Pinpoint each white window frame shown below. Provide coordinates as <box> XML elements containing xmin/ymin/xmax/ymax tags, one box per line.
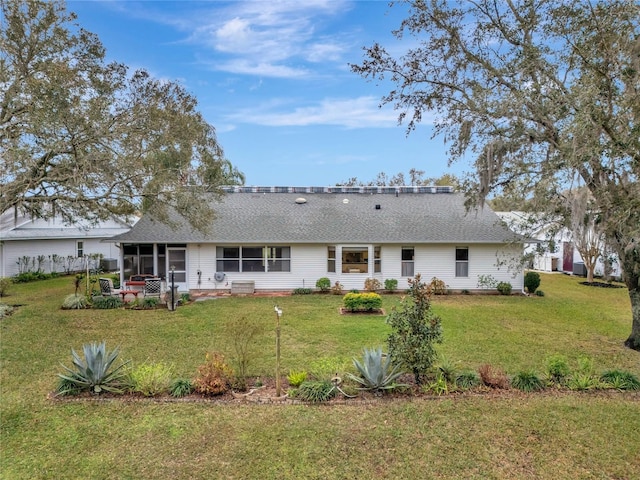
<box><xmin>216</xmin><ymin>246</ymin><xmax>291</xmax><ymax>273</ymax></box>
<box><xmin>455</xmin><ymin>247</ymin><xmax>469</xmax><ymax>277</ymax></box>
<box><xmin>401</xmin><ymin>247</ymin><xmax>414</xmax><ymax>277</ymax></box>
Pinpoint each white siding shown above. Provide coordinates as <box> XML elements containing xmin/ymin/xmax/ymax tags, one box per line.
<box><xmin>182</xmin><ymin>242</ymin><xmax>524</xmax><ymax>293</ymax></box>
<box><xmin>1</xmin><ymin>238</ymin><xmax>121</xmax><ymax>277</ymax></box>
<box><xmin>186</xmin><ymin>244</ymin><xmax>330</xmax><ymax>292</ymax></box>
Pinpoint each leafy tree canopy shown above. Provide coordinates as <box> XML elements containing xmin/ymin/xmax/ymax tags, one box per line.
<box><xmin>0</xmin><ymin>0</ymin><xmax>244</xmax><ymax>232</ymax></box>
<box><xmin>339</xmin><ymin>169</ymin><xmax>460</xmax><ymax>187</ymax></box>
<box><xmin>352</xmin><ymin>0</ymin><xmax>640</xmax><ymax>349</ymax></box>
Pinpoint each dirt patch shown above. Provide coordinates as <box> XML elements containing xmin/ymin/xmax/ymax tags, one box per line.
<box><xmin>339</xmin><ymin>307</ymin><xmax>385</xmax><ymax>316</ymax></box>
<box><xmin>579</xmin><ymin>281</ymin><xmax>624</xmax><ymax>289</ymax></box>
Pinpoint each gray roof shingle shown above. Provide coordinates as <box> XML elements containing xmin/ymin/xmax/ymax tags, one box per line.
<box><xmin>111</xmin><ymin>191</ymin><xmax>522</xmax><ymax>244</ymax></box>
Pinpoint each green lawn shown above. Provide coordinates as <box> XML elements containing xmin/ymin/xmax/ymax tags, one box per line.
<box><xmin>1</xmin><ymin>273</ymin><xmax>639</xmax><ymax>479</ymax></box>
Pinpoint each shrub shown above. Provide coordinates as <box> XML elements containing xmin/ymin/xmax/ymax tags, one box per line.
<box><xmin>92</xmin><ymin>296</ymin><xmax>124</xmax><ymax>309</ymax></box>
<box><xmin>364</xmin><ymin>278</ymin><xmax>382</xmax><ymax>292</ymax></box>
<box><xmin>511</xmin><ymin>370</ymin><xmax>545</xmax><ymax>392</ymax></box>
<box><xmin>535</xmin><ymin>290</ymin><xmax>545</xmax><ymax>297</ymax></box>
<box><xmin>545</xmin><ymin>354</ymin><xmax>570</xmax><ymax>385</ymax></box>
<box><xmin>180</xmin><ymin>293</ymin><xmax>191</xmax><ymax>304</ymax></box>
<box><xmin>599</xmin><ymin>370</ymin><xmax>640</xmax><ymax>391</ymax></box>
<box><xmin>387</xmin><ymin>274</ymin><xmax>443</xmax><ymax>384</ymax></box>
<box><xmin>193</xmin><ymin>352</ymin><xmax>235</xmax><ymax>396</ymax></box>
<box><xmin>12</xmin><ymin>272</ymin><xmax>51</xmax><ymax>283</ymax></box>
<box><xmin>331</xmin><ymin>282</ymin><xmax>343</xmax><ymax>295</ymax></box>
<box><xmin>384</xmin><ymin>278</ymin><xmax>398</xmax><ymax>292</ymax></box>
<box><xmin>0</xmin><ymin>277</ymin><xmax>11</xmax><ymax>297</ymax></box>
<box><xmin>287</xmin><ymin>370</ymin><xmax>308</xmax><ymax>388</ymax></box>
<box><xmin>0</xmin><ymin>303</ymin><xmax>14</xmax><ymax>318</ymax></box>
<box><xmin>62</xmin><ymin>293</ymin><xmax>89</xmax><ymax>310</ymax></box>
<box><xmin>496</xmin><ymin>282</ymin><xmax>512</xmax><ymax>295</ymax></box>
<box><xmin>109</xmin><ymin>274</ymin><xmax>121</xmax><ymax>289</ymax></box>
<box><xmin>140</xmin><ymin>297</ymin><xmax>160</xmax><ymax>309</ymax></box>
<box><xmin>524</xmin><ymin>271</ymin><xmax>541</xmax><ymax>294</ymax></box>
<box><xmin>428</xmin><ymin>277</ymin><xmax>448</xmax><ymax>295</ymax></box>
<box><xmin>347</xmin><ymin>347</ymin><xmax>406</xmax><ymax>391</ymax></box>
<box><xmin>315</xmin><ymin>277</ymin><xmax>331</xmax><ymax>292</ymax></box>
<box><xmin>170</xmin><ymin>378</ymin><xmax>193</xmax><ymax>397</ymax></box>
<box><xmin>129</xmin><ymin>362</ymin><xmax>174</xmax><ymax>396</ymax></box>
<box><xmin>455</xmin><ymin>371</ymin><xmax>481</xmax><ymax>390</ymax></box>
<box><xmin>56</xmin><ymin>341</ymin><xmax>130</xmax><ymax>395</ymax></box>
<box><xmin>296</xmin><ymin>380</ymin><xmax>337</xmax><ymax>403</ymax></box>
<box><xmin>478</xmin><ymin>364</ymin><xmax>510</xmax><ymax>389</ymax></box>
<box><xmin>292</xmin><ymin>288</ymin><xmax>312</xmax><ymax>295</ymax></box>
<box><xmin>342</xmin><ymin>292</ymin><xmax>382</xmax><ymax>312</ymax></box>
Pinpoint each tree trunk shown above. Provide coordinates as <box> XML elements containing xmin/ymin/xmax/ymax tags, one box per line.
<box><xmin>586</xmin><ymin>263</ymin><xmax>595</xmax><ymax>283</ymax></box>
<box><xmin>624</xmin><ymin>288</ymin><xmax>640</xmax><ymax>351</ymax></box>
<box><xmin>614</xmin><ymin>239</ymin><xmax>640</xmax><ymax>352</ymax></box>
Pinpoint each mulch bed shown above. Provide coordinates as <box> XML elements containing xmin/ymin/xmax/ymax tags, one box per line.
<box><xmin>48</xmin><ymin>372</ymin><xmax>640</xmax><ymax>406</ymax></box>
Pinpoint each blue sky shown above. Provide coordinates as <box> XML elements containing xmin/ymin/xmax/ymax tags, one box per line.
<box><xmin>68</xmin><ymin>0</ymin><xmax>470</xmax><ymax>186</ymax></box>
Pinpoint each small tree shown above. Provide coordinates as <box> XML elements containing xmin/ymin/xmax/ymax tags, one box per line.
<box><xmin>386</xmin><ymin>274</ymin><xmax>443</xmax><ymax>384</ymax></box>
<box><xmin>224</xmin><ymin>316</ymin><xmax>264</xmax><ymax>391</ymax></box>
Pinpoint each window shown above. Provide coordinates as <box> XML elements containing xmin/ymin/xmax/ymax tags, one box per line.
<box><xmin>76</xmin><ymin>241</ymin><xmax>84</xmax><ymax>258</ymax></box>
<box><xmin>374</xmin><ymin>246</ymin><xmax>381</xmax><ymax>273</ymax></box>
<box><xmin>342</xmin><ymin>247</ymin><xmax>368</xmax><ymax>273</ymax></box>
<box><xmin>242</xmin><ymin>247</ymin><xmax>264</xmax><ymax>272</ymax></box>
<box><xmin>401</xmin><ymin>247</ymin><xmax>414</xmax><ymax>277</ymax></box>
<box><xmin>456</xmin><ymin>247</ymin><xmax>469</xmax><ymax>277</ymax></box>
<box><xmin>266</xmin><ymin>246</ymin><xmax>290</xmax><ymax>272</ymax></box>
<box><xmin>216</xmin><ymin>247</ymin><xmax>240</xmax><ymax>272</ymax></box>
<box><xmin>327</xmin><ymin>246</ymin><xmax>336</xmax><ymax>273</ymax></box>
<box><xmin>216</xmin><ymin>246</ymin><xmax>290</xmax><ymax>273</ymax></box>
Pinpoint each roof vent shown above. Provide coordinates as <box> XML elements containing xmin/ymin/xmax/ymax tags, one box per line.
<box><xmin>343</xmin><ymin>198</ymin><xmax>349</xmax><ymax>204</ymax></box>
<box><xmin>375</xmin><ymin>204</ymin><xmax>381</xmax><ymax>210</ymax></box>
<box><xmin>295</xmin><ymin>197</ymin><xmax>307</xmax><ymax>204</ymax></box>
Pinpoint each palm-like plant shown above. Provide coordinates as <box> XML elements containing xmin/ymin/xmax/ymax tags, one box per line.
<box><xmin>57</xmin><ymin>341</ymin><xmax>130</xmax><ymax>395</ymax></box>
<box><xmin>347</xmin><ymin>347</ymin><xmax>406</xmax><ymax>391</ymax></box>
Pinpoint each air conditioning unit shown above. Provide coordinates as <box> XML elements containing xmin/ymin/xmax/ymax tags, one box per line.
<box><xmin>100</xmin><ymin>258</ymin><xmax>118</xmax><ymax>271</ymax></box>
<box><xmin>573</xmin><ymin>262</ymin><xmax>587</xmax><ymax>277</ymax></box>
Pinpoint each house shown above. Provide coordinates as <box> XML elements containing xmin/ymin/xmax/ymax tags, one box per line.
<box><xmin>108</xmin><ymin>186</ymin><xmax>525</xmax><ymax>294</ymax></box>
<box><xmin>496</xmin><ymin>211</ymin><xmax>622</xmax><ymax>279</ymax></box>
<box><xmin>0</xmin><ymin>208</ymin><xmax>134</xmax><ymax>278</ymax></box>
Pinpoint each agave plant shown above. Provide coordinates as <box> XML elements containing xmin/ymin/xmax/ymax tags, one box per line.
<box><xmin>347</xmin><ymin>347</ymin><xmax>406</xmax><ymax>391</ymax></box>
<box><xmin>57</xmin><ymin>341</ymin><xmax>130</xmax><ymax>395</ymax></box>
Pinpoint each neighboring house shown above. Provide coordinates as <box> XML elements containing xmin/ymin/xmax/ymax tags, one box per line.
<box><xmin>109</xmin><ymin>186</ymin><xmax>526</xmax><ymax>294</ymax></box>
<box><xmin>0</xmin><ymin>208</ymin><xmax>134</xmax><ymax>278</ymax></box>
<box><xmin>496</xmin><ymin>211</ymin><xmax>621</xmax><ymax>278</ymax></box>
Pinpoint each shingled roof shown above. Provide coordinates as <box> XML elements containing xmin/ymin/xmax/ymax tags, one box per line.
<box><xmin>111</xmin><ymin>188</ymin><xmax>522</xmax><ymax>244</ymax></box>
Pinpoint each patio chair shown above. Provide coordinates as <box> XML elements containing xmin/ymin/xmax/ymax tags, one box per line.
<box><xmin>99</xmin><ymin>278</ymin><xmax>121</xmax><ymax>297</ymax></box>
<box><xmin>143</xmin><ymin>278</ymin><xmax>162</xmax><ymax>300</ymax></box>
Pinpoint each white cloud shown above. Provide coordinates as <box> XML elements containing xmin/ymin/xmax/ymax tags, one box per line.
<box><xmin>210</xmin><ymin>59</ymin><xmax>310</xmax><ymax>78</ymax></box>
<box><xmin>182</xmin><ymin>1</ymin><xmax>353</xmax><ymax>78</ymax></box>
<box><xmin>224</xmin><ymin>96</ymin><xmax>402</xmax><ymax>128</ymax></box>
